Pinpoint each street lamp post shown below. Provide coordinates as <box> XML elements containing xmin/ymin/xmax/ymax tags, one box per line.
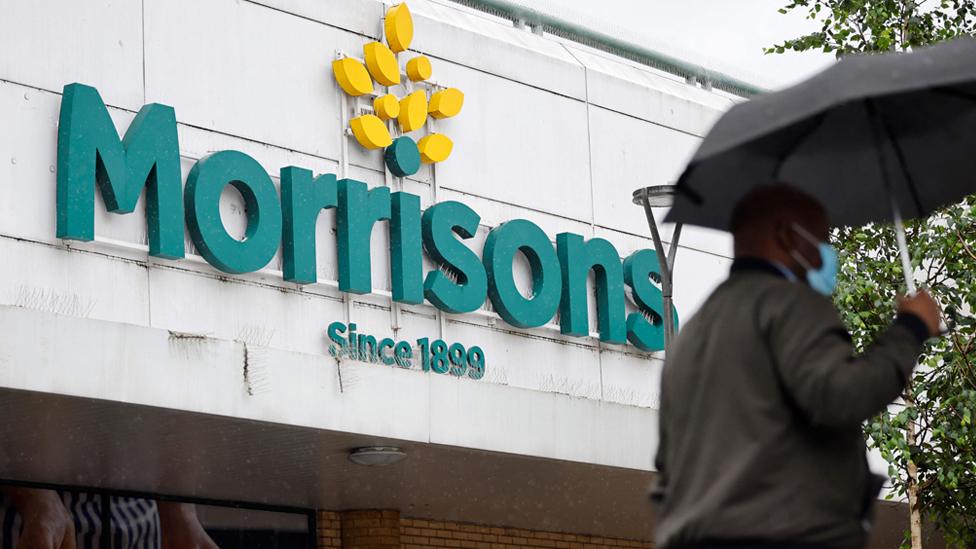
<box><xmin>631</xmin><ymin>185</ymin><xmax>682</xmax><ymax>353</ymax></box>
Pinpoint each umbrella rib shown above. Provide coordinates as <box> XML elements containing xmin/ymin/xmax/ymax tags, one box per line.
<box><xmin>880</xmin><ymin>117</ymin><xmax>925</xmax><ymax>219</ymax></box>
<box><xmin>867</xmin><ymin>99</ymin><xmax>925</xmax><ymax>218</ymax></box>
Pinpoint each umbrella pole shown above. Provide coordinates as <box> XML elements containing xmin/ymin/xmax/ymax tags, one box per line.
<box><xmin>890</xmin><ymin>194</ymin><xmax>917</xmax><ymax>295</ymax></box>
<box><xmin>868</xmin><ymin>99</ymin><xmax>917</xmax><ymax>295</ymax></box>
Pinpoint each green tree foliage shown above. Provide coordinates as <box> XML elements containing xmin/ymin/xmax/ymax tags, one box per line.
<box><xmin>768</xmin><ymin>2</ymin><xmax>976</xmax><ymax>546</ymax></box>
<box><xmin>834</xmin><ymin>205</ymin><xmax>976</xmax><ymax>547</ymax></box>
<box><xmin>766</xmin><ymin>1</ymin><xmax>976</xmax><ymax>56</ymax></box>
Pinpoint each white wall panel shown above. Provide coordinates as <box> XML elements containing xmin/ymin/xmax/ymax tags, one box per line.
<box><xmin>250</xmin><ymin>0</ymin><xmax>386</xmax><ymax>40</ymax></box>
<box><xmin>409</xmin><ymin>0</ymin><xmax>586</xmax><ymax>101</ymax></box>
<box><xmin>0</xmin><ymin>238</ymin><xmax>149</xmax><ymax>327</ymax></box>
<box><xmin>147</xmin><ymin>265</ymin><xmax>345</xmax><ymax>357</ymax></box>
<box><xmin>586</xmin><ymin>108</ymin><xmax>734</xmax><ymax>262</ymax></box>
<box><xmin>428</xmin><ymin>375</ymin><xmax>657</xmax><ymax>470</ymax></box>
<box><xmin>436</xmin><ymin>188</ymin><xmax>591</xmax><ymax>240</ymax></box>
<box><xmin>0</xmin><ymin>304</ymin><xmax>663</xmax><ymax>468</ymax></box>
<box><xmin>588</xmin><ymin>106</ymin><xmax>700</xmax><ymax>238</ymax></box>
<box><xmin>667</xmin><ymin>223</ymin><xmax>735</xmax><ymax>265</ymax></box>
<box><xmin>144</xmin><ymin>0</ymin><xmax>358</xmax><ymax>160</ymax></box>
<box><xmin>600</xmin><ymin>349</ymin><xmax>663</xmax><ymax>408</ymax></box>
<box><xmin>247</xmin><ymin>0</ymin><xmax>589</xmax><ymax>102</ymax></box>
<box><xmin>0</xmin><ymin>0</ymin><xmax>144</xmax><ymax>110</ymax></box>
<box><xmin>177</xmin><ymin>122</ymin><xmax>341</xmax><ymax>178</ymax></box>
<box><xmin>384</xmin><ymin>306</ymin><xmax>440</xmax><ymax>357</ymax></box>
<box><xmin>0</xmin><ymin>304</ymin><xmax>433</xmax><ymax>443</ymax></box>
<box><xmin>667</xmin><ymin>249</ymin><xmax>732</xmax><ymax>324</ymax></box>
<box><xmin>445</xmin><ymin>319</ymin><xmax>602</xmax><ymax>400</ymax></box>
<box><xmin>324</xmin><ymin>303</ymin><xmax>434</xmax><ymax>441</ymax></box>
<box><xmin>569</xmin><ymin>46</ymin><xmax>732</xmax><ymax>137</ymax></box>
<box><xmin>432</xmin><ymin>59</ymin><xmax>593</xmax><ymax>222</ymax></box>
<box><xmin>0</xmin><ymin>82</ymin><xmax>71</xmax><ymax>244</ymax></box>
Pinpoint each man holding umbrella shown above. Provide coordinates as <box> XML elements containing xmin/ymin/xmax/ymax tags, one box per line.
<box><xmin>651</xmin><ymin>184</ymin><xmax>940</xmax><ymax>549</ymax></box>
<box><xmin>651</xmin><ymin>37</ymin><xmax>976</xmax><ymax>549</ymax></box>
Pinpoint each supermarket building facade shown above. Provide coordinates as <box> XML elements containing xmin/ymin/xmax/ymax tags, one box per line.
<box><xmin>0</xmin><ymin>0</ymin><xmax>915</xmax><ymax>547</ymax></box>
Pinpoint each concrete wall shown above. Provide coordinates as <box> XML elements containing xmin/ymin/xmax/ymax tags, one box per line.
<box><xmin>0</xmin><ymin>0</ymin><xmax>736</xmax><ymax>472</ymax></box>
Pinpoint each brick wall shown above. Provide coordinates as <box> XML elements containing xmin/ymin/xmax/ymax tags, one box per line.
<box><xmin>400</xmin><ymin>518</ymin><xmax>651</xmax><ymax>549</ymax></box>
<box><xmin>317</xmin><ymin>511</ymin><xmax>651</xmax><ymax>549</ymax></box>
<box><xmin>318</xmin><ymin>511</ymin><xmax>342</xmax><ymax>549</ymax></box>
<box><xmin>337</xmin><ymin>510</ymin><xmax>403</xmax><ymax>549</ymax></box>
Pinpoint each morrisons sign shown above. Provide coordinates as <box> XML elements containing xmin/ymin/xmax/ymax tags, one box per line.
<box><xmin>55</xmin><ymin>83</ymin><xmax>677</xmax><ymax>351</ymax></box>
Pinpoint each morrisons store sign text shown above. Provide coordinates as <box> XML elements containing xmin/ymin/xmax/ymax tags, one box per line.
<box><xmin>54</xmin><ymin>83</ymin><xmax>677</xmax><ymax>353</ymax></box>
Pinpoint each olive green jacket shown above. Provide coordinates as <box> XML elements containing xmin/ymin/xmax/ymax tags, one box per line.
<box><xmin>652</xmin><ymin>259</ymin><xmax>928</xmax><ymax>549</ymax></box>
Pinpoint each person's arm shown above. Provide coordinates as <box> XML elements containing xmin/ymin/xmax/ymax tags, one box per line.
<box><xmin>2</xmin><ymin>487</ymin><xmax>75</xmax><ymax>549</ymax></box>
<box><xmin>158</xmin><ymin>501</ymin><xmax>218</xmax><ymax>549</ymax></box>
<box><xmin>765</xmin><ymin>289</ymin><xmax>939</xmax><ymax>429</ymax></box>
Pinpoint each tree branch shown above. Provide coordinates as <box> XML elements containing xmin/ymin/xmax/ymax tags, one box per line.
<box><xmin>957</xmin><ymin>229</ymin><xmax>976</xmax><ymax>262</ymax></box>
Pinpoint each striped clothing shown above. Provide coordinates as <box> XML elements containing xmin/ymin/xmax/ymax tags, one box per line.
<box><xmin>1</xmin><ymin>492</ymin><xmax>160</xmax><ymax>549</ymax></box>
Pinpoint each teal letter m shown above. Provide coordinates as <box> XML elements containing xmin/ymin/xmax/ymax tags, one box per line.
<box><xmin>56</xmin><ymin>83</ymin><xmax>184</xmax><ymax>258</ymax></box>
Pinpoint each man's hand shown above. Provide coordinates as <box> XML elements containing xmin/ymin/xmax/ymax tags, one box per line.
<box><xmin>5</xmin><ymin>488</ymin><xmax>75</xmax><ymax>549</ymax></box>
<box><xmin>897</xmin><ymin>289</ymin><xmax>942</xmax><ymax>337</ymax></box>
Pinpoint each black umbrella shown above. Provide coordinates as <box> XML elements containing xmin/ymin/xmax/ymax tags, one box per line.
<box><xmin>666</xmin><ymin>36</ymin><xmax>976</xmax><ymax>292</ymax></box>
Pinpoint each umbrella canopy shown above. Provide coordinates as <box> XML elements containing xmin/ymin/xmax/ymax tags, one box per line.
<box><xmin>666</xmin><ymin>37</ymin><xmax>976</xmax><ymax>232</ymax></box>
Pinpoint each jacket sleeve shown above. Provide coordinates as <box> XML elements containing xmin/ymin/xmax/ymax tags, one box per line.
<box><xmin>649</xmin><ymin>371</ymin><xmax>669</xmax><ymax>505</ymax></box>
<box><xmin>764</xmin><ymin>288</ymin><xmax>927</xmax><ymax>429</ymax></box>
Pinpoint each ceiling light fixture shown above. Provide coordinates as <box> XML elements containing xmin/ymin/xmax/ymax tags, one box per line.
<box><xmin>348</xmin><ymin>446</ymin><xmax>407</xmax><ymax>466</ymax></box>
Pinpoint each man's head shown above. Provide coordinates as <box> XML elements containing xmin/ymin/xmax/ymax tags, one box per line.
<box><xmin>730</xmin><ymin>184</ymin><xmax>829</xmax><ymax>279</ymax></box>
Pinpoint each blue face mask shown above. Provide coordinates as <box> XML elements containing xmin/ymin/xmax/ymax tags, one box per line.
<box><xmin>790</xmin><ymin>224</ymin><xmax>838</xmax><ymax>296</ymax></box>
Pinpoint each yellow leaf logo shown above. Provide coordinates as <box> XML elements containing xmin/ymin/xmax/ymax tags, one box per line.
<box><xmin>331</xmin><ymin>2</ymin><xmax>463</xmax><ymax>177</ymax></box>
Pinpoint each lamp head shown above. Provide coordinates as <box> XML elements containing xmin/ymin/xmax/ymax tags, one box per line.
<box><xmin>631</xmin><ymin>185</ymin><xmax>676</xmax><ymax>208</ymax></box>
<box><xmin>347</xmin><ymin>446</ymin><xmax>407</xmax><ymax>466</ymax></box>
